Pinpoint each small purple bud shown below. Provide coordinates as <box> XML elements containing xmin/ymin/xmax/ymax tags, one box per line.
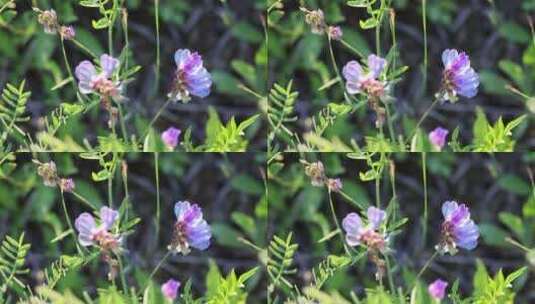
<box><xmin>327</xmin><ymin>178</ymin><xmax>342</xmax><ymax>192</ymax></box>
<box><xmin>161</xmin><ymin>127</ymin><xmax>181</xmax><ymax>150</ymax></box>
<box><xmin>428</xmin><ymin>279</ymin><xmax>448</xmax><ymax>301</ymax></box>
<box><xmin>428</xmin><ymin>127</ymin><xmax>449</xmax><ymax>151</ymax></box>
<box><xmin>161</xmin><ymin>279</ymin><xmax>180</xmax><ymax>301</ymax></box>
<box><xmin>60</xmin><ymin>26</ymin><xmax>75</xmax><ymax>40</ymax></box>
<box><xmin>59</xmin><ymin>178</ymin><xmax>75</xmax><ymax>193</ymax></box>
<box><xmin>328</xmin><ymin>26</ymin><xmax>343</xmax><ymax>40</ymax></box>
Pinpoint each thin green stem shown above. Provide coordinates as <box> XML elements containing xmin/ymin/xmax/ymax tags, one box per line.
<box><xmin>108</xmin><ymin>171</ymin><xmax>113</xmax><ymax>207</ymax></box>
<box><xmin>327</xmin><ymin>37</ymin><xmax>351</xmax><ymax>103</ymax></box>
<box><xmin>328</xmin><ymin>191</ymin><xmax>351</xmax><ymax>255</ymax></box>
<box><xmin>144</xmin><ymin>99</ymin><xmax>173</xmax><ymax>138</ymax></box>
<box><xmin>384</xmin><ymin>254</ymin><xmax>395</xmax><ymax>294</ymax></box>
<box><xmin>339</xmin><ymin>38</ymin><xmax>364</xmax><ymax>58</ymax></box>
<box><xmin>154</xmin><ymin>153</ymin><xmax>161</xmax><ymax>239</ymax></box>
<box><xmin>409</xmin><ymin>97</ymin><xmax>440</xmax><ymax>143</ymax></box>
<box><xmin>154</xmin><ymin>0</ymin><xmax>161</xmax><ymax>91</ymax></box>
<box><xmin>375</xmin><ymin>175</ymin><xmax>381</xmax><ymax>208</ymax></box>
<box><xmin>71</xmin><ymin>38</ymin><xmax>97</xmax><ymax>59</ymax></box>
<box><xmin>144</xmin><ymin>251</ymin><xmax>171</xmax><ymax>290</ymax></box>
<box><xmin>422</xmin><ymin>0</ymin><xmax>428</xmax><ymax>87</ymax></box>
<box><xmin>59</xmin><ymin>38</ymin><xmax>80</xmax><ymax>101</ymax></box>
<box><xmin>115</xmin><ymin>101</ymin><xmax>128</xmax><ymax>142</ymax></box>
<box><xmin>60</xmin><ymin>191</ymin><xmax>82</xmax><ymax>255</ymax></box>
<box><xmin>117</xmin><ymin>254</ymin><xmax>128</xmax><ymax>293</ymax></box>
<box><xmin>383</xmin><ymin>101</ymin><xmax>396</xmax><ymax>143</ymax></box>
<box><xmin>71</xmin><ymin>191</ymin><xmax>97</xmax><ymax>210</ymax></box>
<box><xmin>422</xmin><ymin>152</ymin><xmax>428</xmax><ymax>247</ymax></box>
<box><xmin>414</xmin><ymin>251</ymin><xmax>438</xmax><ymax>284</ymax></box>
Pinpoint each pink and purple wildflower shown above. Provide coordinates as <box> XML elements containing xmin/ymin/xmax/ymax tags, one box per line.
<box><xmin>161</xmin><ymin>279</ymin><xmax>181</xmax><ymax>301</ymax></box>
<box><xmin>436</xmin><ymin>201</ymin><xmax>479</xmax><ymax>255</ymax></box>
<box><xmin>428</xmin><ymin>127</ymin><xmax>449</xmax><ymax>151</ymax></box>
<box><xmin>161</xmin><ymin>127</ymin><xmax>181</xmax><ymax>150</ymax></box>
<box><xmin>59</xmin><ymin>25</ymin><xmax>75</xmax><ymax>40</ymax></box>
<box><xmin>328</xmin><ymin>26</ymin><xmax>343</xmax><ymax>40</ymax></box>
<box><xmin>343</xmin><ymin>54</ymin><xmax>388</xmax><ymax>127</ymax></box>
<box><xmin>428</xmin><ymin>279</ymin><xmax>448</xmax><ymax>301</ymax></box>
<box><xmin>74</xmin><ymin>207</ymin><xmax>121</xmax><ymax>250</ymax></box>
<box><xmin>327</xmin><ymin>178</ymin><xmax>343</xmax><ymax>192</ymax></box>
<box><xmin>342</xmin><ymin>207</ymin><xmax>388</xmax><ymax>280</ymax></box>
<box><xmin>75</xmin><ymin>207</ymin><xmax>122</xmax><ymax>280</ymax></box>
<box><xmin>168</xmin><ymin>201</ymin><xmax>212</xmax><ymax>255</ymax></box>
<box><xmin>438</xmin><ymin>49</ymin><xmax>479</xmax><ymax>102</ymax></box>
<box><xmin>75</xmin><ymin>54</ymin><xmax>122</xmax><ymax>103</ymax></box>
<box><xmin>168</xmin><ymin>49</ymin><xmax>212</xmax><ymax>103</ymax></box>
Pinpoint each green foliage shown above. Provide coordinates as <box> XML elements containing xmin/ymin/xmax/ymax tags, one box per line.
<box><xmin>267</xmin><ymin>233</ymin><xmax>298</xmax><ymax>294</ymax></box>
<box><xmin>471</xmin><ymin>260</ymin><xmax>526</xmax><ymax>304</ymax></box>
<box><xmin>205</xmin><ymin>260</ymin><xmax>259</xmax><ymax>304</ymax></box>
<box><xmin>471</xmin><ymin>107</ymin><xmax>526</xmax><ymax>152</ymax></box>
<box><xmin>202</xmin><ymin>107</ymin><xmax>259</xmax><ymax>152</ymax></box>
<box><xmin>268</xmin><ymin>81</ymin><xmax>298</xmax><ymax>148</ymax></box>
<box><xmin>0</xmin><ymin>81</ymin><xmax>31</xmax><ymax>149</ymax></box>
<box><xmin>0</xmin><ymin>233</ymin><xmax>31</xmax><ymax>301</ymax></box>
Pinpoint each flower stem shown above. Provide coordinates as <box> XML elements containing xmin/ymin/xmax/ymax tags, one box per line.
<box><xmin>410</xmin><ymin>97</ymin><xmax>440</xmax><ymax>143</ymax></box>
<box><xmin>154</xmin><ymin>0</ymin><xmax>161</xmax><ymax>92</ymax></box>
<box><xmin>328</xmin><ymin>190</ymin><xmax>351</xmax><ymax>255</ymax></box>
<box><xmin>144</xmin><ymin>98</ymin><xmax>173</xmax><ymax>138</ymax></box>
<box><xmin>422</xmin><ymin>152</ymin><xmax>428</xmax><ymax>247</ymax></box>
<box><xmin>71</xmin><ymin>38</ymin><xmax>97</xmax><ymax>59</ymax></box>
<box><xmin>414</xmin><ymin>251</ymin><xmax>438</xmax><ymax>284</ymax></box>
<box><xmin>145</xmin><ymin>251</ymin><xmax>171</xmax><ymax>290</ymax></box>
<box><xmin>60</xmin><ymin>191</ymin><xmax>82</xmax><ymax>255</ymax></box>
<box><xmin>154</xmin><ymin>153</ymin><xmax>161</xmax><ymax>241</ymax></box>
<box><xmin>71</xmin><ymin>191</ymin><xmax>97</xmax><ymax>210</ymax></box>
<box><xmin>59</xmin><ymin>38</ymin><xmax>81</xmax><ymax>102</ymax></box>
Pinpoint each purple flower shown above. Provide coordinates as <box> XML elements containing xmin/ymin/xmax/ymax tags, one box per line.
<box><xmin>428</xmin><ymin>279</ymin><xmax>448</xmax><ymax>301</ymax></box>
<box><xmin>342</xmin><ymin>207</ymin><xmax>386</xmax><ymax>248</ymax></box>
<box><xmin>328</xmin><ymin>26</ymin><xmax>343</xmax><ymax>40</ymax></box>
<box><xmin>428</xmin><ymin>127</ymin><xmax>449</xmax><ymax>151</ymax></box>
<box><xmin>60</xmin><ymin>26</ymin><xmax>75</xmax><ymax>40</ymax></box>
<box><xmin>161</xmin><ymin>127</ymin><xmax>181</xmax><ymax>150</ymax></box>
<box><xmin>59</xmin><ymin>178</ymin><xmax>75</xmax><ymax>193</ymax></box>
<box><xmin>342</xmin><ymin>207</ymin><xmax>388</xmax><ymax>280</ymax></box>
<box><xmin>436</xmin><ymin>201</ymin><xmax>479</xmax><ymax>255</ymax></box>
<box><xmin>168</xmin><ymin>49</ymin><xmax>212</xmax><ymax>103</ymax></box>
<box><xmin>327</xmin><ymin>178</ymin><xmax>342</xmax><ymax>192</ymax></box>
<box><xmin>74</xmin><ymin>207</ymin><xmax>121</xmax><ymax>251</ymax></box>
<box><xmin>161</xmin><ymin>279</ymin><xmax>180</xmax><ymax>301</ymax></box>
<box><xmin>343</xmin><ymin>54</ymin><xmax>387</xmax><ymax>97</ymax></box>
<box><xmin>75</xmin><ymin>54</ymin><xmax>121</xmax><ymax>100</ymax></box>
<box><xmin>168</xmin><ymin>201</ymin><xmax>212</xmax><ymax>255</ymax></box>
<box><xmin>439</xmin><ymin>49</ymin><xmax>479</xmax><ymax>102</ymax></box>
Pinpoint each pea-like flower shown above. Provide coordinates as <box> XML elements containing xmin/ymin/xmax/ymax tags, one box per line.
<box><xmin>343</xmin><ymin>54</ymin><xmax>387</xmax><ymax>97</ymax></box>
<box><xmin>59</xmin><ymin>178</ymin><xmax>75</xmax><ymax>193</ymax></box>
<box><xmin>75</xmin><ymin>207</ymin><xmax>121</xmax><ymax>251</ymax></box>
<box><xmin>75</xmin><ymin>207</ymin><xmax>122</xmax><ymax>280</ymax></box>
<box><xmin>436</xmin><ymin>201</ymin><xmax>479</xmax><ymax>255</ymax></box>
<box><xmin>161</xmin><ymin>279</ymin><xmax>180</xmax><ymax>301</ymax></box>
<box><xmin>75</xmin><ymin>54</ymin><xmax>122</xmax><ymax>102</ymax></box>
<box><xmin>59</xmin><ymin>25</ymin><xmax>75</xmax><ymax>40</ymax></box>
<box><xmin>343</xmin><ymin>55</ymin><xmax>388</xmax><ymax>127</ymax></box>
<box><xmin>168</xmin><ymin>201</ymin><xmax>212</xmax><ymax>255</ymax></box>
<box><xmin>342</xmin><ymin>207</ymin><xmax>388</xmax><ymax>280</ymax></box>
<box><xmin>438</xmin><ymin>49</ymin><xmax>479</xmax><ymax>103</ymax></box>
<box><xmin>428</xmin><ymin>279</ymin><xmax>448</xmax><ymax>301</ymax></box>
<box><xmin>168</xmin><ymin>49</ymin><xmax>212</xmax><ymax>103</ymax></box>
<box><xmin>161</xmin><ymin>127</ymin><xmax>181</xmax><ymax>150</ymax></box>
<box><xmin>428</xmin><ymin>127</ymin><xmax>449</xmax><ymax>151</ymax></box>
